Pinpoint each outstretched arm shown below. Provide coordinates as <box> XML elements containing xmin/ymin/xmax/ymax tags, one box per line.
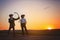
<box><xmin>14</xmin><ymin>12</ymin><xmax>20</xmax><ymax>20</ymax></box>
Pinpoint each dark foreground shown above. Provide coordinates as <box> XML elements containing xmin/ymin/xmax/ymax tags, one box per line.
<box><xmin>0</xmin><ymin>29</ymin><xmax>60</xmax><ymax>40</ymax></box>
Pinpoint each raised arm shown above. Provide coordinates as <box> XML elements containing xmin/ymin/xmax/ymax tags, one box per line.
<box><xmin>14</xmin><ymin>12</ymin><xmax>20</xmax><ymax>20</ymax></box>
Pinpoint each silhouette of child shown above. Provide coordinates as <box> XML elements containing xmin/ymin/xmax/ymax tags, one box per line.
<box><xmin>20</xmin><ymin>14</ymin><xmax>28</xmax><ymax>35</ymax></box>
<box><xmin>8</xmin><ymin>14</ymin><xmax>20</xmax><ymax>36</ymax></box>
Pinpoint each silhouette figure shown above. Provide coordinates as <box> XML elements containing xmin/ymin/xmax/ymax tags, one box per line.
<box><xmin>20</xmin><ymin>14</ymin><xmax>28</xmax><ymax>35</ymax></box>
<box><xmin>8</xmin><ymin>13</ymin><xmax>20</xmax><ymax>36</ymax></box>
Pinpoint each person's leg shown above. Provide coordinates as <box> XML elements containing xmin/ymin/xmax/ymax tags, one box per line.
<box><xmin>22</xmin><ymin>27</ymin><xmax>25</xmax><ymax>35</ymax></box>
<box><xmin>24</xmin><ymin>26</ymin><xmax>27</xmax><ymax>32</ymax></box>
<box><xmin>21</xmin><ymin>24</ymin><xmax>24</xmax><ymax>35</ymax></box>
<box><xmin>13</xmin><ymin>26</ymin><xmax>15</xmax><ymax>36</ymax></box>
<box><xmin>8</xmin><ymin>27</ymin><xmax>11</xmax><ymax>35</ymax></box>
<box><xmin>24</xmin><ymin>24</ymin><xmax>28</xmax><ymax>34</ymax></box>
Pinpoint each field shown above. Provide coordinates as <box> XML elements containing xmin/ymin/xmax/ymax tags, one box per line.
<box><xmin>0</xmin><ymin>29</ymin><xmax>60</xmax><ymax>40</ymax></box>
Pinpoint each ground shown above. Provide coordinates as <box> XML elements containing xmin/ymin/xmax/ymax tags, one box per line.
<box><xmin>0</xmin><ymin>29</ymin><xmax>60</xmax><ymax>40</ymax></box>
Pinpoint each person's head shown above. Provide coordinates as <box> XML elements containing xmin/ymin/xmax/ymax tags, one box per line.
<box><xmin>21</xmin><ymin>14</ymin><xmax>25</xmax><ymax>18</ymax></box>
<box><xmin>9</xmin><ymin>14</ymin><xmax>13</xmax><ymax>18</ymax></box>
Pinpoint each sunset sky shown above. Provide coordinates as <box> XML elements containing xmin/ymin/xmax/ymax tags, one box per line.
<box><xmin>0</xmin><ymin>0</ymin><xmax>60</xmax><ymax>30</ymax></box>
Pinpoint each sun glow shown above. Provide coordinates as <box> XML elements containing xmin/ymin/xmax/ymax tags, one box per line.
<box><xmin>48</xmin><ymin>27</ymin><xmax>52</xmax><ymax>30</ymax></box>
<box><xmin>47</xmin><ymin>25</ymin><xmax>53</xmax><ymax>30</ymax></box>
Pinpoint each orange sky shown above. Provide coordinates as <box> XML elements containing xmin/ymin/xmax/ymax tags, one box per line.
<box><xmin>0</xmin><ymin>0</ymin><xmax>60</xmax><ymax>30</ymax></box>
